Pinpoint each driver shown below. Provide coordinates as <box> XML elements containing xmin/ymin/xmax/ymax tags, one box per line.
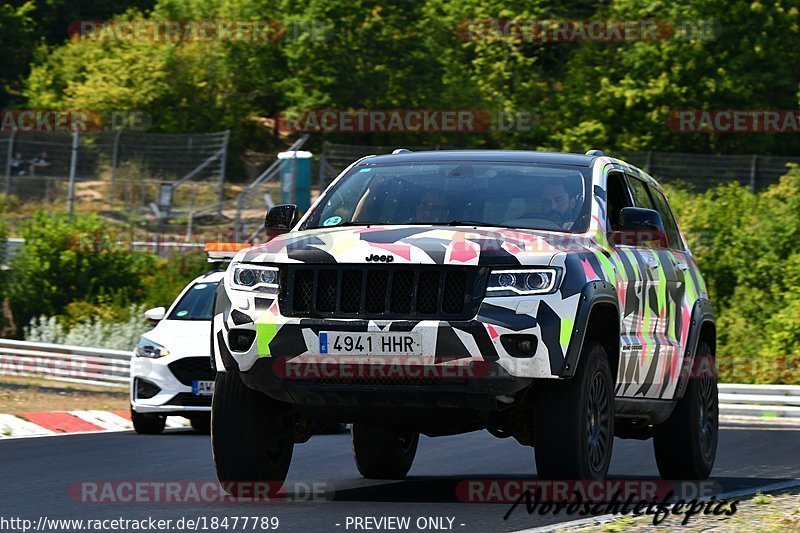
<box><xmin>542</xmin><ymin>182</ymin><xmax>579</xmax><ymax>229</ymax></box>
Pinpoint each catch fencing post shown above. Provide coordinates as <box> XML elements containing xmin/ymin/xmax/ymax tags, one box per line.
<box><xmin>749</xmin><ymin>155</ymin><xmax>758</xmax><ymax>193</ymax></box>
<box><xmin>216</xmin><ymin>130</ymin><xmax>230</xmax><ymax>217</ymax></box>
<box><xmin>644</xmin><ymin>150</ymin><xmax>653</xmax><ymax>174</ymax></box>
<box><xmin>4</xmin><ymin>131</ymin><xmax>15</xmax><ymax>196</ymax></box>
<box><xmin>109</xmin><ymin>129</ymin><xmax>122</xmax><ymax>205</ymax></box>
<box><xmin>67</xmin><ymin>128</ymin><xmax>79</xmax><ymax>222</ymax></box>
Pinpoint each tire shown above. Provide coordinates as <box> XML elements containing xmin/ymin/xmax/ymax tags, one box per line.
<box><xmin>534</xmin><ymin>341</ymin><xmax>615</xmax><ymax>480</ymax></box>
<box><xmin>211</xmin><ymin>371</ymin><xmax>295</xmax><ymax>496</ymax></box>
<box><xmin>190</xmin><ymin>414</ymin><xmax>211</xmax><ymax>434</ymax></box>
<box><xmin>131</xmin><ymin>406</ymin><xmax>166</xmax><ymax>435</ymax></box>
<box><xmin>351</xmin><ymin>424</ymin><xmax>419</xmax><ymax>479</ymax></box>
<box><xmin>653</xmin><ymin>342</ymin><xmax>718</xmax><ymax>480</ymax></box>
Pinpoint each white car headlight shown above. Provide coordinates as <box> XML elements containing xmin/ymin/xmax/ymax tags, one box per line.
<box><xmin>486</xmin><ymin>268</ymin><xmax>559</xmax><ymax>296</ymax></box>
<box><xmin>134</xmin><ymin>337</ymin><xmax>170</xmax><ymax>358</ymax></box>
<box><xmin>229</xmin><ymin>264</ymin><xmax>280</xmax><ymax>294</ymax></box>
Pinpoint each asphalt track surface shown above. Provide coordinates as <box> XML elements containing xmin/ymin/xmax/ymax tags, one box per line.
<box><xmin>1</xmin><ymin>423</ymin><xmax>798</xmax><ymax>532</ymax></box>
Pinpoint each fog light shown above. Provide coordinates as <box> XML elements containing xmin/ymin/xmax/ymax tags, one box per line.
<box><xmin>228</xmin><ymin>329</ymin><xmax>256</xmax><ymax>352</ymax></box>
<box><xmin>135</xmin><ymin>377</ymin><xmax>160</xmax><ymax>399</ymax></box>
<box><xmin>500</xmin><ymin>334</ymin><xmax>538</xmax><ymax>358</ymax></box>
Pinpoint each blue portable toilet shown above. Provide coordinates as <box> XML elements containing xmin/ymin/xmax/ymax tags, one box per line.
<box><xmin>278</xmin><ymin>150</ymin><xmax>313</xmax><ymax>212</ymax></box>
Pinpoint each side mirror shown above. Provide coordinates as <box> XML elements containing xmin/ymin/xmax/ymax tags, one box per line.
<box><xmin>265</xmin><ymin>204</ymin><xmax>297</xmax><ymax>232</ymax></box>
<box><xmin>611</xmin><ymin>207</ymin><xmax>668</xmax><ymax>247</ymax></box>
<box><xmin>144</xmin><ymin>307</ymin><xmax>166</xmax><ymax>324</ymax></box>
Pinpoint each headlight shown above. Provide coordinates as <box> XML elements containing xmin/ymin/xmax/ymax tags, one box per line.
<box><xmin>486</xmin><ymin>268</ymin><xmax>559</xmax><ymax>296</ymax></box>
<box><xmin>229</xmin><ymin>264</ymin><xmax>280</xmax><ymax>294</ymax></box>
<box><xmin>134</xmin><ymin>337</ymin><xmax>170</xmax><ymax>358</ymax></box>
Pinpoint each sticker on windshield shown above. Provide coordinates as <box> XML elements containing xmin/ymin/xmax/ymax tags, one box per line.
<box><xmin>323</xmin><ymin>216</ymin><xmax>342</xmax><ymax>226</ymax></box>
<box><xmin>358</xmin><ymin>168</ymin><xmax>373</xmax><ymax>172</ymax></box>
<box><xmin>193</xmin><ymin>284</ymin><xmax>207</xmax><ymax>290</ymax></box>
<box><xmin>176</xmin><ymin>310</ymin><xmax>188</xmax><ymax>317</ymax></box>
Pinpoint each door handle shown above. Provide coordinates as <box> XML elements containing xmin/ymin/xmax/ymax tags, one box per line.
<box><xmin>647</xmin><ymin>259</ymin><xmax>659</xmax><ymax>270</ymax></box>
<box><xmin>675</xmin><ymin>261</ymin><xmax>689</xmax><ymax>272</ymax></box>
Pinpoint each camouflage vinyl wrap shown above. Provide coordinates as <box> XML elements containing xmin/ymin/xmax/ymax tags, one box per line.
<box><xmin>212</xmin><ymin>157</ymin><xmax>709</xmax><ymax>400</ymax></box>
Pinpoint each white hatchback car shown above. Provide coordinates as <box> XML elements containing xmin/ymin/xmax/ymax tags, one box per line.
<box><xmin>130</xmin><ymin>270</ymin><xmax>223</xmax><ymax>434</ymax></box>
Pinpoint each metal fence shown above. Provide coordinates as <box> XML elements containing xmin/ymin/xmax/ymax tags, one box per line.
<box><xmin>318</xmin><ymin>141</ymin><xmax>460</xmax><ymax>190</ymax></box>
<box><xmin>2</xmin><ymin>130</ymin><xmax>230</xmax><ymax>218</ymax></box>
<box><xmin>186</xmin><ymin>135</ymin><xmax>311</xmax><ymax>241</ymax></box>
<box><xmin>616</xmin><ymin>151</ymin><xmax>800</xmax><ymax>192</ymax></box>
<box><xmin>319</xmin><ymin>142</ymin><xmax>800</xmax><ymax>193</ymax></box>
<box><xmin>0</xmin><ymin>339</ymin><xmax>130</xmax><ymax>388</ymax></box>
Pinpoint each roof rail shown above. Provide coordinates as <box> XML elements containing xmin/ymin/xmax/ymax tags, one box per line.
<box><xmin>392</xmin><ymin>148</ymin><xmax>412</xmax><ymax>154</ymax></box>
<box><xmin>585</xmin><ymin>149</ymin><xmax>606</xmax><ymax>157</ymax></box>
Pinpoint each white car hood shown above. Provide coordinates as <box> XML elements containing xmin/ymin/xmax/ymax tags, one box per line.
<box><xmin>142</xmin><ymin>320</ymin><xmax>211</xmax><ymax>358</ymax></box>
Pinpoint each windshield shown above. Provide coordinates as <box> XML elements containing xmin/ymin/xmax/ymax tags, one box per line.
<box><xmin>304</xmin><ymin>161</ymin><xmax>591</xmax><ymax>232</ymax></box>
<box><xmin>167</xmin><ymin>281</ymin><xmax>218</xmax><ymax>321</ymax></box>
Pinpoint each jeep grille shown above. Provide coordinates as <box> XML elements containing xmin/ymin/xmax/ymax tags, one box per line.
<box><xmin>279</xmin><ymin>265</ymin><xmax>487</xmax><ymax>320</ymax></box>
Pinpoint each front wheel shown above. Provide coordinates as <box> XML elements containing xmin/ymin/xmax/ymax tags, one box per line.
<box><xmin>211</xmin><ymin>371</ymin><xmax>295</xmax><ymax>495</ymax></box>
<box><xmin>131</xmin><ymin>406</ymin><xmax>165</xmax><ymax>434</ymax></box>
<box><xmin>653</xmin><ymin>342</ymin><xmax>718</xmax><ymax>479</ymax></box>
<box><xmin>351</xmin><ymin>424</ymin><xmax>419</xmax><ymax>479</ymax></box>
<box><xmin>534</xmin><ymin>341</ymin><xmax>615</xmax><ymax>480</ymax></box>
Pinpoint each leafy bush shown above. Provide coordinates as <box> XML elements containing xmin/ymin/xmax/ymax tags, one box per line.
<box><xmin>668</xmin><ymin>166</ymin><xmax>800</xmax><ymax>384</ymax></box>
<box><xmin>142</xmin><ymin>251</ymin><xmax>209</xmax><ymax>309</ymax></box>
<box><xmin>6</xmin><ymin>212</ymin><xmax>157</xmax><ymax>331</ymax></box>
<box><xmin>24</xmin><ymin>304</ymin><xmax>149</xmax><ymax>351</ymax></box>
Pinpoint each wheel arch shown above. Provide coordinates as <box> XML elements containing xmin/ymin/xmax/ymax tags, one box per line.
<box><xmin>559</xmin><ymin>281</ymin><xmax>620</xmax><ymax>381</ymax></box>
<box><xmin>674</xmin><ymin>298</ymin><xmax>716</xmax><ymax>400</ymax></box>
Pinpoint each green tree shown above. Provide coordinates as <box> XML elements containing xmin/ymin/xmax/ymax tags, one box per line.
<box><xmin>6</xmin><ymin>212</ymin><xmax>156</xmax><ymax>330</ymax></box>
<box><xmin>547</xmin><ymin>0</ymin><xmax>800</xmax><ymax>153</ymax></box>
<box><xmin>0</xmin><ymin>2</ymin><xmax>35</xmax><ymax>107</ymax></box>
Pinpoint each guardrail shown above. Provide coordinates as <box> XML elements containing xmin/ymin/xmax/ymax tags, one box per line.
<box><xmin>0</xmin><ymin>339</ymin><xmax>130</xmax><ymax>388</ymax></box>
<box><xmin>718</xmin><ymin>383</ymin><xmax>800</xmax><ymax>420</ymax></box>
<box><xmin>0</xmin><ymin>340</ymin><xmax>798</xmax><ymax>414</ymax></box>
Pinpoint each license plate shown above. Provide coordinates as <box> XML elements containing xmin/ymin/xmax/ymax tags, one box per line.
<box><xmin>192</xmin><ymin>380</ymin><xmax>215</xmax><ymax>395</ymax></box>
<box><xmin>319</xmin><ymin>332</ymin><xmax>422</xmax><ymax>356</ymax></box>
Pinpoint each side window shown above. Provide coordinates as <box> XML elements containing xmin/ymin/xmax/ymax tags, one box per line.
<box><xmin>606</xmin><ymin>172</ymin><xmax>633</xmax><ymax>231</ymax></box>
<box><xmin>627</xmin><ymin>176</ymin><xmax>657</xmax><ymax>210</ymax></box>
<box><xmin>647</xmin><ymin>187</ymin><xmax>685</xmax><ymax>250</ymax></box>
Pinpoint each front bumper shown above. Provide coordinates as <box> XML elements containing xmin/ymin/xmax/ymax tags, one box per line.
<box><xmin>212</xmin><ymin>283</ymin><xmax>582</xmax><ymax>384</ymax></box>
<box><xmin>130</xmin><ymin>354</ymin><xmax>213</xmax><ymax>414</ymax></box>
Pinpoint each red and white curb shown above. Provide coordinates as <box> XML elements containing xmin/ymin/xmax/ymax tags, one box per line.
<box><xmin>0</xmin><ymin>410</ymin><xmax>190</xmax><ymax>439</ymax></box>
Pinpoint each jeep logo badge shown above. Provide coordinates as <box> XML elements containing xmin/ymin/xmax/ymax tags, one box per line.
<box><xmin>366</xmin><ymin>254</ymin><xmax>394</xmax><ymax>263</ymax></box>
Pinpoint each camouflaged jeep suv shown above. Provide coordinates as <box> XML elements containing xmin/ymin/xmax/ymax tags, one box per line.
<box><xmin>210</xmin><ymin>150</ymin><xmax>718</xmax><ymax>490</ymax></box>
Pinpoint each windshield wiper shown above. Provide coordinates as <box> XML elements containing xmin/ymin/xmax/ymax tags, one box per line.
<box><xmin>312</xmin><ymin>221</ymin><xmax>383</xmax><ymax>228</ymax></box>
<box><xmin>442</xmin><ymin>220</ymin><xmax>513</xmax><ymax>229</ymax></box>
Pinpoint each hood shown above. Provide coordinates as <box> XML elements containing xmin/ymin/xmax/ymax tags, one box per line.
<box><xmin>237</xmin><ymin>225</ymin><xmax>593</xmax><ymax>267</ymax></box>
<box><xmin>143</xmin><ymin>320</ymin><xmax>211</xmax><ymax>357</ymax></box>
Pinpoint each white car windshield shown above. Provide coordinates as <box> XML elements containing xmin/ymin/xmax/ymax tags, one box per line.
<box><xmin>168</xmin><ymin>281</ymin><xmax>218</xmax><ymax>320</ymax></box>
<box><xmin>305</xmin><ymin>162</ymin><xmax>590</xmax><ymax>232</ymax></box>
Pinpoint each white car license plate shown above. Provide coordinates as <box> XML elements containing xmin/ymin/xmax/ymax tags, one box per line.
<box><xmin>319</xmin><ymin>332</ymin><xmax>422</xmax><ymax>356</ymax></box>
<box><xmin>192</xmin><ymin>380</ymin><xmax>215</xmax><ymax>395</ymax></box>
